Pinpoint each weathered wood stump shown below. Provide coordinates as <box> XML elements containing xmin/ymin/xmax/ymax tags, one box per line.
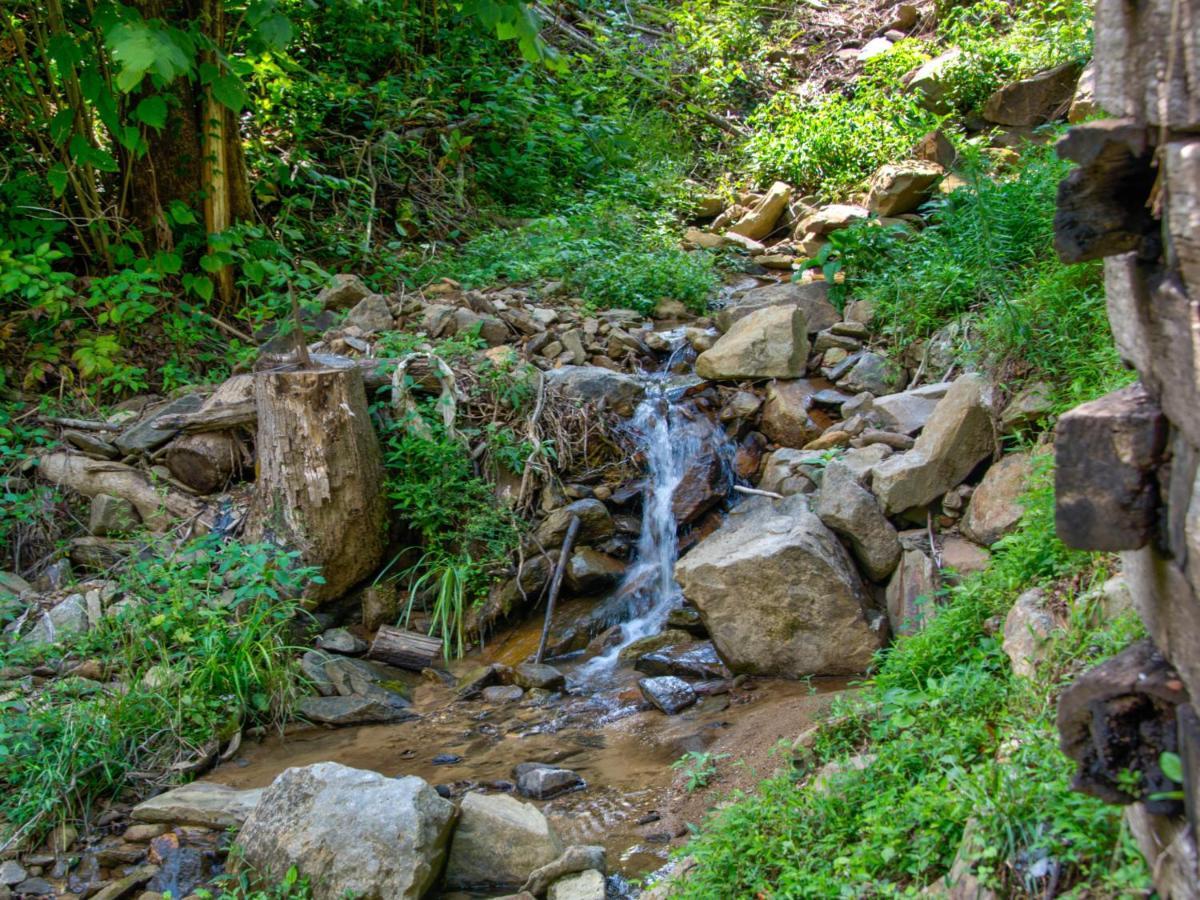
<box><xmin>166</xmin><ymin>432</ymin><xmax>246</xmax><ymax>494</ymax></box>
<box><xmin>246</xmin><ymin>365</ymin><xmax>386</xmax><ymax>606</ymax></box>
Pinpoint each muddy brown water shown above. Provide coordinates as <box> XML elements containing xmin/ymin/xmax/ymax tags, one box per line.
<box><xmin>207</xmin><ymin>625</ymin><xmax>851</xmax><ymax>887</ymax></box>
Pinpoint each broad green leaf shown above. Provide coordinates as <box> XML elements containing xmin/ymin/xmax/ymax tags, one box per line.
<box><xmin>49</xmin><ymin>108</ymin><xmax>75</xmax><ymax>147</ymax></box>
<box><xmin>257</xmin><ymin>14</ymin><xmax>293</xmax><ymax>49</ymax></box>
<box><xmin>46</xmin><ymin>164</ymin><xmax>69</xmax><ymax>199</ymax></box>
<box><xmin>134</xmin><ymin>95</ymin><xmax>168</xmax><ymax>129</ymax></box>
<box><xmin>210</xmin><ymin>74</ymin><xmax>247</xmax><ymax>113</ymax></box>
<box><xmin>167</xmin><ymin>201</ymin><xmax>197</xmax><ymax>225</ymax></box>
<box><xmin>107</xmin><ymin>21</ymin><xmax>192</xmax><ymax>92</ymax></box>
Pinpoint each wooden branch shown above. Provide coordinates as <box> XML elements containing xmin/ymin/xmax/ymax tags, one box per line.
<box><xmin>38</xmin><ymin>415</ymin><xmax>121</xmax><ymax>432</ymax></box>
<box><xmin>37</xmin><ymin>452</ymin><xmax>209</xmax><ymax>532</ymax></box>
<box><xmin>733</xmin><ymin>484</ymin><xmax>783</xmax><ymax>500</ymax></box>
<box><xmin>535</xmin><ymin>514</ymin><xmax>582</xmax><ymax>664</ymax></box>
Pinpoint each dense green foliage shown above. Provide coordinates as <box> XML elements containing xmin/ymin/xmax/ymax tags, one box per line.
<box><xmin>814</xmin><ymin>145</ymin><xmax>1130</xmax><ymax>409</ymax></box>
<box><xmin>0</xmin><ymin>537</ymin><xmax>312</xmax><ymax>836</ymax></box>
<box><xmin>677</xmin><ymin>470</ymin><xmax>1151</xmax><ymax>897</ymax></box>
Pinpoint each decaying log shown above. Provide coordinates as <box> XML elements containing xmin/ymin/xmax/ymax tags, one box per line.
<box><xmin>165</xmin><ymin>432</ymin><xmax>247</xmax><ymax>494</ymax></box>
<box><xmin>1058</xmin><ymin>639</ymin><xmax>1190</xmax><ymax>814</ymax></box>
<box><xmin>157</xmin><ymin>375</ymin><xmax>256</xmax><ymax>434</ymax></box>
<box><xmin>368</xmin><ymin>625</ymin><xmax>443</xmax><ymax>670</ymax></box>
<box><xmin>245</xmin><ymin>364</ymin><xmax>386</xmax><ymax>605</ymax></box>
<box><xmin>37</xmin><ymin>452</ymin><xmax>209</xmax><ymax>532</ymax></box>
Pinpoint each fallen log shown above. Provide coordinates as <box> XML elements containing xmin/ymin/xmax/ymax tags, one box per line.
<box><xmin>166</xmin><ymin>431</ymin><xmax>248</xmax><ymax>494</ymax></box>
<box><xmin>368</xmin><ymin>625</ymin><xmax>443</xmax><ymax>670</ymax></box>
<box><xmin>245</xmin><ymin>362</ymin><xmax>386</xmax><ymax>605</ymax></box>
<box><xmin>37</xmin><ymin>452</ymin><xmax>209</xmax><ymax>532</ymax></box>
<box><xmin>156</xmin><ymin>400</ymin><xmax>256</xmax><ymax>434</ymax></box>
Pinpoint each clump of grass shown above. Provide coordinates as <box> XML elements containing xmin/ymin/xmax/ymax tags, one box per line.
<box><xmin>0</xmin><ymin>537</ymin><xmax>313</xmax><ymax>844</ymax></box>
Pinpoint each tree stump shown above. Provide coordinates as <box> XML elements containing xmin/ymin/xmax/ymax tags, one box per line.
<box><xmin>166</xmin><ymin>432</ymin><xmax>246</xmax><ymax>494</ymax></box>
<box><xmin>246</xmin><ymin>365</ymin><xmax>386</xmax><ymax>605</ymax></box>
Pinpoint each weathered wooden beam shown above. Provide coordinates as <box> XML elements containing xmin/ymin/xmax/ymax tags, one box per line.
<box><xmin>1054</xmin><ymin>382</ymin><xmax>1166</xmax><ymax>551</ymax></box>
<box><xmin>368</xmin><ymin>625</ymin><xmax>443</xmax><ymax>671</ymax></box>
<box><xmin>1058</xmin><ymin>639</ymin><xmax>1189</xmax><ymax>814</ymax></box>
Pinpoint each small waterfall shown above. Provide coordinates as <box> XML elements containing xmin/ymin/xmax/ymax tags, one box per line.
<box><xmin>576</xmin><ymin>338</ymin><xmax>736</xmax><ymax>685</ymax></box>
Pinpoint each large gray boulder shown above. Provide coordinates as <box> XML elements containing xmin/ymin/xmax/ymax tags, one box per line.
<box><xmin>674</xmin><ymin>495</ymin><xmax>885</xmax><ymax>676</ymax></box>
<box><xmin>444</xmin><ymin>792</ymin><xmax>564</xmax><ymax>892</ymax></box>
<box><xmin>715</xmin><ymin>281</ymin><xmax>839</xmax><ymax>334</ymax></box>
<box><xmin>544</xmin><ymin>366</ymin><xmax>645</xmax><ymax>414</ymax></box>
<box><xmin>871</xmin><ymin>374</ymin><xmax>995</xmax><ymax>515</ymax></box>
<box><xmin>961</xmin><ymin>451</ymin><xmax>1035</xmax><ymax>546</ymax></box>
<box><xmin>907</xmin><ymin>48</ymin><xmax>964</xmax><ymax>114</ymax></box>
<box><xmin>696</xmin><ymin>305</ymin><xmax>810</xmax><ymax>381</ymax></box>
<box><xmin>236</xmin><ymin>763</ymin><xmax>454</xmax><ymax>900</ymax></box>
<box><xmin>816</xmin><ymin>459</ymin><xmax>901</xmax><ymax>582</ymax></box>
<box><xmin>982</xmin><ymin>62</ymin><xmax>1083</xmax><ymax>127</ymax></box>
<box><xmin>536</xmin><ymin>499</ymin><xmax>614</xmax><ymax>547</ymax></box>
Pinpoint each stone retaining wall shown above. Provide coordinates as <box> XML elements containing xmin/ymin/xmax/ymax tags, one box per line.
<box><xmin>1052</xmin><ymin>1</ymin><xmax>1200</xmax><ymax>894</ymax></box>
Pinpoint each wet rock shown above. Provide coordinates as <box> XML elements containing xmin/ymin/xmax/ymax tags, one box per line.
<box><xmin>638</xmin><ymin>676</ymin><xmax>697</xmax><ymax>714</ymax></box>
<box><xmin>298</xmin><ymin>695</ymin><xmax>417</xmax><ymax>725</ymax></box>
<box><xmin>1068</xmin><ymin>61</ymin><xmax>1097</xmax><ymax>123</ymax></box>
<box><xmin>719</xmin><ymin>391</ymin><xmax>763</xmax><ymax>421</ymax></box>
<box><xmin>866</xmin><ymin>161</ymin><xmax>944</xmax><ymax>216</ymax></box>
<box><xmin>961</xmin><ymin>452</ymin><xmax>1035</xmax><ymax>546</ymax></box>
<box><xmin>859</xmin><ymin>429</ymin><xmax>915</xmax><ymax>451</ymax></box>
<box><xmin>89</xmin><ymin>493</ymin><xmax>139</xmax><ymax>536</ymax></box>
<box><xmin>316</xmin><ymin>628</ymin><xmax>368</xmax><ymax>655</ymax></box>
<box><xmin>729</xmin><ymin>181</ymin><xmax>792</xmax><ymax>241</ymax></box>
<box><xmin>146</xmin><ymin>847</ymin><xmax>205</xmax><ymax>899</ymax></box>
<box><xmin>665</xmin><ymin>607</ymin><xmax>708</xmax><ymax>637</ymax></box>
<box><xmin>14</xmin><ymin>878</ymin><xmax>55</xmax><ymax>897</ymax></box>
<box><xmin>482</xmin><ymin>685</ymin><xmax>525</xmax><ymax>703</ymax></box>
<box><xmin>816</xmin><ymin>459</ymin><xmax>901</xmax><ymax>581</ymax></box>
<box><xmin>907</xmin><ymin>48</ymin><xmax>963</xmax><ymax>114</ymax></box>
<box><xmin>511</xmin><ymin>663</ymin><xmax>566</xmax><ymax>691</ymax></box>
<box><xmin>872</xmin><ymin>374</ymin><xmax>995</xmax><ymax>515</ymax></box>
<box><xmin>523</xmin><ymin>846</ymin><xmax>607</xmax><ymax>897</ymax></box>
<box><xmin>445</xmin><ymin>792</ymin><xmax>564</xmax><ymax>892</ymax></box>
<box><xmin>982</xmin><ymin>62</ymin><xmax>1082</xmax><ymax>126</ymax></box>
<box><xmin>548</xmin><ymin>869</ymin><xmax>606</xmax><ymax>900</ymax></box>
<box><xmin>1002</xmin><ymin>588</ymin><xmax>1058</xmax><ymax>678</ymax></box>
<box><xmin>237</xmin><ymin>763</ymin><xmax>454</xmax><ymax>900</ymax></box>
<box><xmin>536</xmin><ymin>500</ymin><xmax>614</xmax><ymax>548</ymax></box>
<box><xmin>635</xmin><ymin>642</ymin><xmax>729</xmax><ymax>680</ymax></box>
<box><xmin>0</xmin><ymin>863</ymin><xmax>25</xmax><ymax>886</ymax></box>
<box><xmin>563</xmin><ymin>549</ymin><xmax>626</xmax><ymax>596</ymax></box>
<box><xmin>323</xmin><ymin>656</ymin><xmax>410</xmax><ymax>703</ymax></box>
<box><xmin>300</xmin><ymin>650</ymin><xmax>336</xmax><ymax>696</ymax></box>
<box><xmin>514</xmin><ymin>763</ymin><xmax>585</xmax><ymax>800</ymax></box>
<box><xmin>837</xmin><ymin>352</ymin><xmax>907</xmax><ymax>396</ymax></box>
<box><xmin>760</xmin><ymin>380</ymin><xmax>823</xmax><ymax>448</ymax></box>
<box><xmin>457</xmin><ymin>663</ymin><xmax>505</xmax><ymax>698</ymax></box>
<box><xmin>675</xmin><ymin>495</ymin><xmax>884</xmax><ymax>676</ymax></box>
<box><xmin>696</xmin><ymin>306</ymin><xmax>810</xmax><ymax>381</ymax></box>
<box><xmin>885</xmin><ymin>548</ymin><xmax>940</xmax><ymax>635</ymax></box>
<box><xmin>715</xmin><ymin>282</ymin><xmax>839</xmax><ymax>334</ymax></box>
<box><xmin>544</xmin><ymin>366</ymin><xmax>645</xmax><ymax>414</ymax></box>
<box><xmin>132</xmin><ymin>783</ymin><xmax>264</xmax><ymax>829</ymax></box>
<box><xmin>670</xmin><ymin>422</ymin><xmax>730</xmax><ymax>526</ymax></box>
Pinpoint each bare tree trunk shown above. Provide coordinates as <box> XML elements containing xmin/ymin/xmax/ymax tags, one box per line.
<box><xmin>246</xmin><ymin>365</ymin><xmax>387</xmax><ymax>606</ymax></box>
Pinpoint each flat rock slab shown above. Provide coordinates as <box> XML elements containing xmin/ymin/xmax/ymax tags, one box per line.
<box><xmin>132</xmin><ymin>783</ymin><xmax>264</xmax><ymax>829</ymax></box>
<box><xmin>634</xmin><ymin>642</ymin><xmax>730</xmax><ymax>680</ymax></box>
<box><xmin>298</xmin><ymin>695</ymin><xmax>418</xmax><ymax>726</ymax></box>
<box><xmin>114</xmin><ymin>394</ymin><xmax>205</xmax><ymax>455</ymax></box>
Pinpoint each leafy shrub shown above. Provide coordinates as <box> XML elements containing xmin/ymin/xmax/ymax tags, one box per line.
<box><xmin>419</xmin><ymin>191</ymin><xmax>718</xmax><ymax>314</ymax></box>
<box><xmin>742</xmin><ymin>43</ymin><xmax>938</xmax><ymax>200</ymax></box>
<box><xmin>0</xmin><ymin>537</ymin><xmax>313</xmax><ymax>839</ymax></box>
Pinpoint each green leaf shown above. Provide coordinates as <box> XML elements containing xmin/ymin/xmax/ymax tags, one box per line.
<box><xmin>134</xmin><ymin>95</ymin><xmax>168</xmax><ymax>129</ymax></box>
<box><xmin>106</xmin><ymin>21</ymin><xmax>192</xmax><ymax>92</ymax></box>
<box><xmin>1161</xmin><ymin>751</ymin><xmax>1184</xmax><ymax>784</ymax></box>
<box><xmin>47</xmin><ymin>164</ymin><xmax>69</xmax><ymax>199</ymax></box>
<box><xmin>210</xmin><ymin>74</ymin><xmax>247</xmax><ymax>113</ymax></box>
<box><xmin>257</xmin><ymin>14</ymin><xmax>293</xmax><ymax>49</ymax></box>
<box><xmin>167</xmin><ymin>201</ymin><xmax>197</xmax><ymax>226</ymax></box>
<box><xmin>49</xmin><ymin>108</ymin><xmax>75</xmax><ymax>147</ymax></box>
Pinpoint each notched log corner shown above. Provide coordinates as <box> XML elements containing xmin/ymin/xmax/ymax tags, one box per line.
<box><xmin>1054</xmin><ymin>382</ymin><xmax>1166</xmax><ymax>551</ymax></box>
<box><xmin>1058</xmin><ymin>639</ymin><xmax>1189</xmax><ymax>815</ymax></box>
<box><xmin>1055</xmin><ymin>119</ymin><xmax>1160</xmax><ymax>264</ymax></box>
